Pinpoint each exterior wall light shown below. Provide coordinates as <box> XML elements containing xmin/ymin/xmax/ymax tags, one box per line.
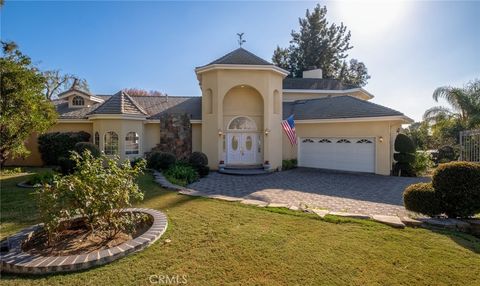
<box><xmin>379</xmin><ymin>136</ymin><xmax>384</xmax><ymax>143</ymax></box>
<box><xmin>264</xmin><ymin>129</ymin><xmax>270</xmax><ymax>136</ymax></box>
<box><xmin>218</xmin><ymin>129</ymin><xmax>223</xmax><ymax>136</ymax></box>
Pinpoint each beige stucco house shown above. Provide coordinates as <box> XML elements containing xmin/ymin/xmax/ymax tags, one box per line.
<box><xmin>8</xmin><ymin>48</ymin><xmax>412</xmax><ymax>175</ymax></box>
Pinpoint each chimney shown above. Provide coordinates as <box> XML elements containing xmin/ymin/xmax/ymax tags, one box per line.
<box><xmin>302</xmin><ymin>68</ymin><xmax>323</xmax><ymax>79</ymax></box>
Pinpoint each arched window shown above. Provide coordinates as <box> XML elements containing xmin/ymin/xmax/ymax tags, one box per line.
<box><xmin>94</xmin><ymin>132</ymin><xmax>100</xmax><ymax>147</ymax></box>
<box><xmin>72</xmin><ymin>96</ymin><xmax>85</xmax><ymax>106</ymax></box>
<box><xmin>104</xmin><ymin>131</ymin><xmax>118</xmax><ymax>155</ymax></box>
<box><xmin>228</xmin><ymin>116</ymin><xmax>257</xmax><ymax>130</ymax></box>
<box><xmin>125</xmin><ymin>132</ymin><xmax>139</xmax><ymax>154</ymax></box>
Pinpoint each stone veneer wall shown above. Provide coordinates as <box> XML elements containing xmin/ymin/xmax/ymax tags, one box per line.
<box><xmin>153</xmin><ymin>113</ymin><xmax>192</xmax><ymax>159</ymax></box>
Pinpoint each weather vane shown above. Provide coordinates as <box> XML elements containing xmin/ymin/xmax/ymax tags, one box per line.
<box><xmin>237</xmin><ymin>33</ymin><xmax>246</xmax><ymax>47</ymax></box>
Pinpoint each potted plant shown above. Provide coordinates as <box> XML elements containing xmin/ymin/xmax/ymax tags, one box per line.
<box><xmin>263</xmin><ymin>160</ymin><xmax>271</xmax><ymax>171</ymax></box>
<box><xmin>219</xmin><ymin>160</ymin><xmax>226</xmax><ymax>170</ymax></box>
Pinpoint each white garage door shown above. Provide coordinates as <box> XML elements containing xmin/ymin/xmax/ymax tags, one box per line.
<box><xmin>298</xmin><ymin>137</ymin><xmax>375</xmax><ymax>173</ymax></box>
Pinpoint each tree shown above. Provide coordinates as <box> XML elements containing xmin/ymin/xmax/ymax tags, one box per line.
<box><xmin>43</xmin><ymin>70</ymin><xmax>89</xmax><ymax>100</ymax></box>
<box><xmin>0</xmin><ymin>43</ymin><xmax>57</xmax><ymax>166</ymax></box>
<box><xmin>424</xmin><ymin>79</ymin><xmax>480</xmax><ymax>129</ymax></box>
<box><xmin>123</xmin><ymin>88</ymin><xmax>164</xmax><ymax>96</ymax></box>
<box><xmin>272</xmin><ymin>4</ymin><xmax>370</xmax><ymax>86</ymax></box>
<box><xmin>404</xmin><ymin>122</ymin><xmax>432</xmax><ymax>150</ymax></box>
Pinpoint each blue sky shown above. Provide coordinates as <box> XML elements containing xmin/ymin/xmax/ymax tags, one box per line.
<box><xmin>1</xmin><ymin>1</ymin><xmax>479</xmax><ymax>121</ymax></box>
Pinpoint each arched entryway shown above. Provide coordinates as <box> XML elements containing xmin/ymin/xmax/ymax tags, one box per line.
<box><xmin>226</xmin><ymin>116</ymin><xmax>262</xmax><ymax>165</ymax></box>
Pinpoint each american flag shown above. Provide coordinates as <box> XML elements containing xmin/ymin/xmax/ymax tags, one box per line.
<box><xmin>282</xmin><ymin>114</ymin><xmax>297</xmax><ymax>145</ymax></box>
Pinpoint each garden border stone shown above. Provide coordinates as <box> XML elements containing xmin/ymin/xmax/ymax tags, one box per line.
<box><xmin>0</xmin><ymin>208</ymin><xmax>168</xmax><ymax>275</ymax></box>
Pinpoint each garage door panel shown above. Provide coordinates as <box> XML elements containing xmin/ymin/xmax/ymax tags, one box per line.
<box><xmin>299</xmin><ymin>137</ymin><xmax>375</xmax><ymax>173</ymax></box>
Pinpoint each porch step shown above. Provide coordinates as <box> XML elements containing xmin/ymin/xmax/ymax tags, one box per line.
<box><xmin>218</xmin><ymin>167</ymin><xmax>270</xmax><ymax>176</ymax></box>
<box><xmin>224</xmin><ymin>164</ymin><xmax>263</xmax><ymax>170</ymax></box>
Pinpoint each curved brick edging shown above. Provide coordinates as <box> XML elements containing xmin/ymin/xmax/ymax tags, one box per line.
<box><xmin>0</xmin><ymin>208</ymin><xmax>167</xmax><ymax>275</ymax></box>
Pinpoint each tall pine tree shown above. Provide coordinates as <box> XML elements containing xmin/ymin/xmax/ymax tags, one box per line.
<box><xmin>273</xmin><ymin>4</ymin><xmax>370</xmax><ymax>87</ymax></box>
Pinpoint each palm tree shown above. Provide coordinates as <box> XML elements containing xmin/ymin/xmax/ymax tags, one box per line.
<box><xmin>424</xmin><ymin>79</ymin><xmax>480</xmax><ymax>129</ymax></box>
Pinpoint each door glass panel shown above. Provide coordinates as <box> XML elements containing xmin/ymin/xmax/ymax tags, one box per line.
<box><xmin>246</xmin><ymin>136</ymin><xmax>253</xmax><ymax>150</ymax></box>
<box><xmin>231</xmin><ymin>136</ymin><xmax>238</xmax><ymax>151</ymax></box>
<box><xmin>258</xmin><ymin>137</ymin><xmax>261</xmax><ymax>153</ymax></box>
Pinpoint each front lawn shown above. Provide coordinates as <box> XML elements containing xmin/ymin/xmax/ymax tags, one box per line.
<box><xmin>1</xmin><ymin>169</ymin><xmax>479</xmax><ymax>285</ymax></box>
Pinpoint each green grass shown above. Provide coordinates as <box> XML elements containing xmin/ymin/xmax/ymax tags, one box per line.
<box><xmin>1</xmin><ymin>168</ymin><xmax>479</xmax><ymax>285</ymax></box>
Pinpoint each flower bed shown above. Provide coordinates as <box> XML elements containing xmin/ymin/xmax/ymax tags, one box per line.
<box><xmin>0</xmin><ymin>208</ymin><xmax>167</xmax><ymax>275</ymax></box>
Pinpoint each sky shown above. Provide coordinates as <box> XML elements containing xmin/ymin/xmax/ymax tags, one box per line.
<box><xmin>1</xmin><ymin>0</ymin><xmax>479</xmax><ymax>122</ymax></box>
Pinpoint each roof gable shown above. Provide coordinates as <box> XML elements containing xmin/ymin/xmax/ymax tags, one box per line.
<box><xmin>206</xmin><ymin>48</ymin><xmax>273</xmax><ymax>66</ymax></box>
<box><xmin>88</xmin><ymin>91</ymin><xmax>147</xmax><ymax>116</ymax></box>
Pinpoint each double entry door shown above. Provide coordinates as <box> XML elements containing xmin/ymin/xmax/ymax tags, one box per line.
<box><xmin>226</xmin><ymin>133</ymin><xmax>259</xmax><ymax>165</ymax></box>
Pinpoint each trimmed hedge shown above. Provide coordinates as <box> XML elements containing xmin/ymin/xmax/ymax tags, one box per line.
<box><xmin>432</xmin><ymin>161</ymin><xmax>480</xmax><ymax>218</ymax></box>
<box><xmin>38</xmin><ymin>131</ymin><xmax>90</xmax><ymax>165</ymax></box>
<box><xmin>188</xmin><ymin>152</ymin><xmax>210</xmax><ymax>177</ymax></box>
<box><xmin>403</xmin><ymin>183</ymin><xmax>442</xmax><ymax>217</ymax></box>
<box><xmin>282</xmin><ymin>159</ymin><xmax>297</xmax><ymax>170</ymax></box>
<box><xmin>393</xmin><ymin>134</ymin><xmax>416</xmax><ymax>177</ymax></box>
<box><xmin>147</xmin><ymin>151</ymin><xmax>176</xmax><ymax>171</ymax></box>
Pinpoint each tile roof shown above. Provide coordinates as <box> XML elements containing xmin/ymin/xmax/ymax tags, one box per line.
<box><xmin>88</xmin><ymin>91</ymin><xmax>147</xmax><ymax>116</ymax></box>
<box><xmin>283</xmin><ymin>96</ymin><xmax>404</xmax><ymax>120</ymax></box>
<box><xmin>205</xmin><ymin>48</ymin><xmax>273</xmax><ymax>66</ymax></box>
<box><xmin>54</xmin><ymin>92</ymin><xmax>201</xmax><ymax>120</ymax></box>
<box><xmin>283</xmin><ymin>78</ymin><xmax>358</xmax><ymax>90</ymax></box>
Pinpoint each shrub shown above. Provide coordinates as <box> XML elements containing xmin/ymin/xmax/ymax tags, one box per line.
<box><xmin>432</xmin><ymin>161</ymin><xmax>480</xmax><ymax>218</ymax></box>
<box><xmin>36</xmin><ymin>151</ymin><xmax>146</xmax><ymax>243</ymax></box>
<box><xmin>412</xmin><ymin>151</ymin><xmax>434</xmax><ymax>176</ymax></box>
<box><xmin>38</xmin><ymin>131</ymin><xmax>90</xmax><ymax>165</ymax></box>
<box><xmin>403</xmin><ymin>183</ymin><xmax>442</xmax><ymax>216</ymax></box>
<box><xmin>282</xmin><ymin>159</ymin><xmax>297</xmax><ymax>170</ymax></box>
<box><xmin>27</xmin><ymin>171</ymin><xmax>55</xmax><ymax>186</ymax></box>
<box><xmin>393</xmin><ymin>134</ymin><xmax>416</xmax><ymax>177</ymax></box>
<box><xmin>436</xmin><ymin>145</ymin><xmax>457</xmax><ymax>163</ymax></box>
<box><xmin>164</xmin><ymin>162</ymin><xmax>199</xmax><ymax>186</ymax></box>
<box><xmin>58</xmin><ymin>156</ymin><xmax>76</xmax><ymax>175</ymax></box>
<box><xmin>188</xmin><ymin>152</ymin><xmax>209</xmax><ymax>177</ymax></box>
<box><xmin>130</xmin><ymin>157</ymin><xmax>146</xmax><ymax>169</ymax></box>
<box><xmin>147</xmin><ymin>151</ymin><xmax>176</xmax><ymax>171</ymax></box>
<box><xmin>74</xmin><ymin>142</ymin><xmax>100</xmax><ymax>158</ymax></box>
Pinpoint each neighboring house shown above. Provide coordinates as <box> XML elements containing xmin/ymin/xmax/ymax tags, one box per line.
<box><xmin>7</xmin><ymin>48</ymin><xmax>412</xmax><ymax>175</ymax></box>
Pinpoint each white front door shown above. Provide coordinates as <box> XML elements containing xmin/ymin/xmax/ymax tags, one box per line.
<box><xmin>227</xmin><ymin>133</ymin><xmax>257</xmax><ymax>165</ymax></box>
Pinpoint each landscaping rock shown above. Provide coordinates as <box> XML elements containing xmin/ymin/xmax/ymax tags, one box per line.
<box><xmin>328</xmin><ymin>211</ymin><xmax>370</xmax><ymax>220</ymax></box>
<box><xmin>400</xmin><ymin>216</ymin><xmax>422</xmax><ymax>227</ymax></box>
<box><xmin>371</xmin><ymin>215</ymin><xmax>405</xmax><ymax>228</ymax></box>
<box><xmin>465</xmin><ymin>219</ymin><xmax>480</xmax><ymax>236</ymax></box>
<box><xmin>240</xmin><ymin>199</ymin><xmax>268</xmax><ymax>207</ymax></box>
<box><xmin>207</xmin><ymin>194</ymin><xmax>242</xmax><ymax>202</ymax></box>
<box><xmin>267</xmin><ymin>203</ymin><xmax>290</xmax><ymax>209</ymax></box>
<box><xmin>311</xmin><ymin>209</ymin><xmax>329</xmax><ymax>218</ymax></box>
<box><xmin>289</xmin><ymin>205</ymin><xmax>300</xmax><ymax>211</ymax></box>
<box><xmin>421</xmin><ymin>218</ymin><xmax>470</xmax><ymax>231</ymax></box>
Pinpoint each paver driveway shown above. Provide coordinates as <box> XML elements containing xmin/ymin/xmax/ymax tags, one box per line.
<box><xmin>188</xmin><ymin>168</ymin><xmax>429</xmax><ymax>216</ymax></box>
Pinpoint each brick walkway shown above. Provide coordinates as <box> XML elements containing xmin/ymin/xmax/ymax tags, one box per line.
<box><xmin>188</xmin><ymin>168</ymin><xmax>429</xmax><ymax>216</ymax></box>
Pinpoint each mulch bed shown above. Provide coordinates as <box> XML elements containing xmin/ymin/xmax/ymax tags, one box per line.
<box><xmin>22</xmin><ymin>215</ymin><xmax>153</xmax><ymax>256</ymax></box>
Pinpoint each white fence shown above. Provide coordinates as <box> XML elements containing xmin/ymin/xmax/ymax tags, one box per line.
<box><xmin>460</xmin><ymin>129</ymin><xmax>480</xmax><ymax>162</ymax></box>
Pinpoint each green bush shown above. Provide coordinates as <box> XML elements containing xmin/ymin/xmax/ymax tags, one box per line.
<box><xmin>27</xmin><ymin>171</ymin><xmax>55</xmax><ymax>186</ymax></box>
<box><xmin>189</xmin><ymin>152</ymin><xmax>208</xmax><ymax>167</ymax></box>
<box><xmin>282</xmin><ymin>159</ymin><xmax>297</xmax><ymax>170</ymax></box>
<box><xmin>403</xmin><ymin>183</ymin><xmax>442</xmax><ymax>216</ymax></box>
<box><xmin>38</xmin><ymin>131</ymin><xmax>90</xmax><ymax>165</ymax></box>
<box><xmin>147</xmin><ymin>151</ymin><xmax>176</xmax><ymax>171</ymax></box>
<box><xmin>164</xmin><ymin>163</ymin><xmax>199</xmax><ymax>186</ymax></box>
<box><xmin>58</xmin><ymin>156</ymin><xmax>76</xmax><ymax>175</ymax></box>
<box><xmin>412</xmin><ymin>151</ymin><xmax>434</xmax><ymax>176</ymax></box>
<box><xmin>393</xmin><ymin>134</ymin><xmax>416</xmax><ymax>177</ymax></box>
<box><xmin>437</xmin><ymin>145</ymin><xmax>457</xmax><ymax>163</ymax></box>
<box><xmin>432</xmin><ymin>161</ymin><xmax>480</xmax><ymax>218</ymax></box>
<box><xmin>188</xmin><ymin>152</ymin><xmax>209</xmax><ymax>177</ymax></box>
<box><xmin>130</xmin><ymin>157</ymin><xmax>146</xmax><ymax>169</ymax></box>
<box><xmin>74</xmin><ymin>142</ymin><xmax>101</xmax><ymax>158</ymax></box>
<box><xmin>36</xmin><ymin>151</ymin><xmax>146</xmax><ymax>243</ymax></box>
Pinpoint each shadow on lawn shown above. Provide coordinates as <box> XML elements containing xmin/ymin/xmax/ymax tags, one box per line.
<box><xmin>428</xmin><ymin>227</ymin><xmax>480</xmax><ymax>254</ymax></box>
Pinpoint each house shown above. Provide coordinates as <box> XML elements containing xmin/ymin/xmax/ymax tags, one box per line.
<box><xmin>7</xmin><ymin>48</ymin><xmax>412</xmax><ymax>175</ymax></box>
